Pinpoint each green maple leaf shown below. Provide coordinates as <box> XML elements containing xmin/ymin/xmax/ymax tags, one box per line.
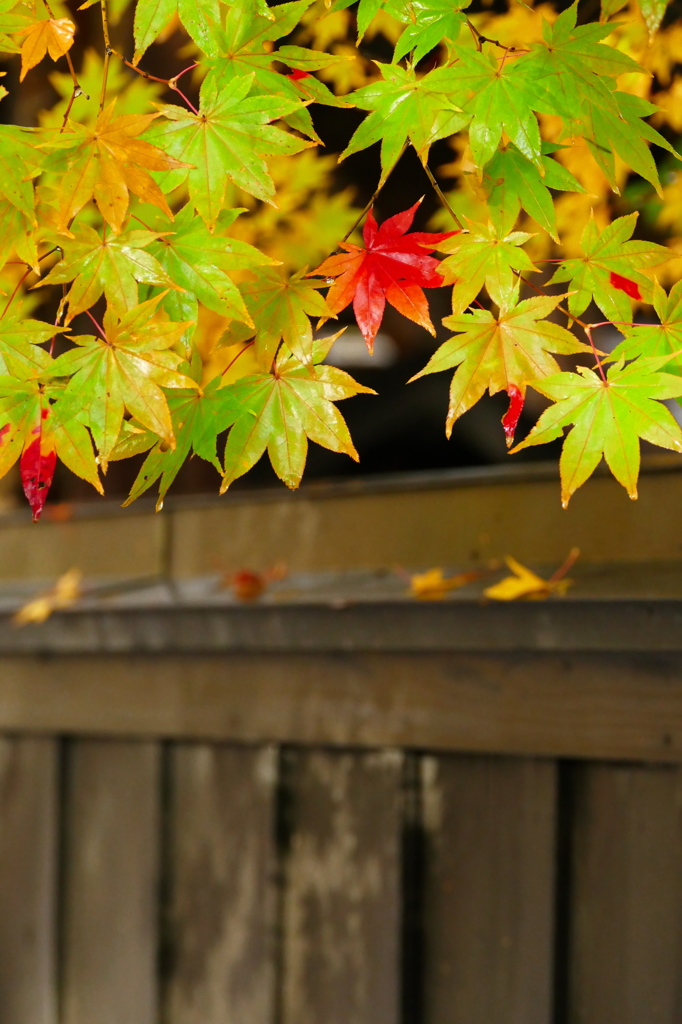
<box><xmin>446</xmin><ymin>46</ymin><xmax>545</xmax><ymax>170</ymax></box>
<box><xmin>582</xmin><ymin>89</ymin><xmax>680</xmax><ymax>195</ymax></box>
<box><xmin>330</xmin><ymin>0</ymin><xmax>407</xmax><ymax>39</ymax></box>
<box><xmin>202</xmin><ymin>0</ymin><xmax>348</xmax><ymax>143</ymax></box>
<box><xmin>50</xmin><ymin>293</ymin><xmax>196</xmax><ymax>468</ymax></box>
<box><xmin>638</xmin><ymin>0</ymin><xmax>670</xmax><ymax>38</ymax></box>
<box><xmin>527</xmin><ymin>2</ymin><xmax>642</xmax><ymax>119</ymax></box>
<box><xmin>133</xmin><ymin>0</ymin><xmax>221</xmax><ymax>62</ymax></box>
<box><xmin>437</xmin><ymin>220</ymin><xmax>538</xmax><ymax>312</ymax></box>
<box><xmin>611</xmin><ymin>279</ymin><xmax>682</xmax><ymax>375</ymax></box>
<box><xmin>340</xmin><ymin>63</ymin><xmax>470</xmax><ymax>180</ymax></box>
<box><xmin>548</xmin><ymin>212</ymin><xmax>672</xmax><ymax>322</ymax></box>
<box><xmin>482</xmin><ymin>143</ymin><xmax>584</xmax><ymax>240</ymax></box>
<box><xmin>411</xmin><ymin>294</ymin><xmax>588</xmax><ymax>435</ymax></box>
<box><xmin>37</xmin><ymin>222</ymin><xmax>178</xmax><ymax>322</ymax></box>
<box><xmin>0</xmin><ymin>375</ymin><xmax>101</xmax><ymax>492</ymax></box>
<box><xmin>240</xmin><ymin>267</ymin><xmax>333</xmax><ymax>367</ymax></box>
<box><xmin>146</xmin><ymin>73</ymin><xmax>312</xmax><ymax>225</ymax></box>
<box><xmin>0</xmin><ymin>0</ymin><xmax>31</xmax><ymax>53</ymax></box>
<box><xmin>0</xmin><ymin>309</ymin><xmax>65</xmax><ymax>377</ymax></box>
<box><xmin>143</xmin><ymin>204</ymin><xmax>274</xmax><ymax>325</ymax></box>
<box><xmin>221</xmin><ymin>346</ymin><xmax>374</xmax><ymax>490</ymax></box>
<box><xmin>123</xmin><ymin>375</ymin><xmax>240</xmax><ymax>509</ymax></box>
<box><xmin>0</xmin><ymin>199</ymin><xmax>38</xmax><ymax>271</ymax></box>
<box><xmin>393</xmin><ymin>0</ymin><xmax>467</xmax><ymax>64</ymax></box>
<box><xmin>0</xmin><ymin>126</ymin><xmax>40</xmax><ymax>222</ymax></box>
<box><xmin>512</xmin><ymin>357</ymin><xmax>682</xmax><ymax>505</ymax></box>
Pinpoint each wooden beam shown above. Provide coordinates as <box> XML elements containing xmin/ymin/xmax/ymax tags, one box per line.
<box><xmin>0</xmin><ymin>652</ymin><xmax>680</xmax><ymax>762</ymax></box>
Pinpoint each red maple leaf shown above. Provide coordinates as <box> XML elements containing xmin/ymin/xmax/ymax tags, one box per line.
<box><xmin>610</xmin><ymin>271</ymin><xmax>642</xmax><ymax>300</ymax></box>
<box><xmin>501</xmin><ymin>384</ymin><xmax>525</xmax><ymax>448</ymax></box>
<box><xmin>310</xmin><ymin>200</ymin><xmax>457</xmax><ymax>351</ymax></box>
<box><xmin>20</xmin><ymin>407</ymin><xmax>56</xmax><ymax>522</ymax></box>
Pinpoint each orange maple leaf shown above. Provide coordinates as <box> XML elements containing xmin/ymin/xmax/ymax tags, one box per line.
<box><xmin>51</xmin><ymin>101</ymin><xmax>191</xmax><ymax>235</ymax></box>
<box><xmin>18</xmin><ymin>18</ymin><xmax>75</xmax><ymax>81</ymax></box>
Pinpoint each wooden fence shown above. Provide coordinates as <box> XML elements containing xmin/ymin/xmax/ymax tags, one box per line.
<box><xmin>0</xmin><ymin>460</ymin><xmax>682</xmax><ymax>1024</ymax></box>
<box><xmin>2</xmin><ymin>735</ymin><xmax>682</xmax><ymax>1024</ymax></box>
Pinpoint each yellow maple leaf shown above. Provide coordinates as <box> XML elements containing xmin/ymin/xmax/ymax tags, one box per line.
<box><xmin>410</xmin><ymin>567</ymin><xmax>488</xmax><ymax>601</ymax></box>
<box><xmin>484</xmin><ymin>548</ymin><xmax>580</xmax><ymax>602</ymax></box>
<box><xmin>18</xmin><ymin>17</ymin><xmax>75</xmax><ymax>81</ymax></box>
<box><xmin>13</xmin><ymin>568</ymin><xmax>82</xmax><ymax>625</ymax></box>
<box><xmin>51</xmin><ymin>100</ymin><xmax>190</xmax><ymax>235</ymax></box>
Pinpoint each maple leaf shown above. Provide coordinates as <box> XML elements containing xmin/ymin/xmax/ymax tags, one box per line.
<box><xmin>50</xmin><ymin>294</ymin><xmax>196</xmax><ymax>469</ymax></box>
<box><xmin>240</xmin><ymin>266</ymin><xmax>333</xmax><ymax>367</ymax></box>
<box><xmin>0</xmin><ymin>309</ymin><xmax>65</xmax><ymax>377</ymax></box>
<box><xmin>44</xmin><ymin>101</ymin><xmax>190</xmax><ymax>235</ymax></box>
<box><xmin>482</xmin><ymin>143</ymin><xmax>585</xmax><ymax>241</ymax></box>
<box><xmin>0</xmin><ymin>0</ymin><xmax>32</xmax><ymax>53</ymax></box>
<box><xmin>146</xmin><ymin>73</ymin><xmax>312</xmax><ymax>227</ymax></box>
<box><xmin>611</xmin><ymin>279</ymin><xmax>682</xmax><ymax>375</ymax></box>
<box><xmin>0</xmin><ymin>375</ymin><xmax>102</xmax><ymax>515</ymax></box>
<box><xmin>201</xmin><ymin>0</ymin><xmax>346</xmax><ymax>142</ymax></box>
<box><xmin>133</xmin><ymin>0</ymin><xmax>221</xmax><ymax>62</ymax></box>
<box><xmin>409</xmin><ymin>566</ymin><xmax>486</xmax><ymax>600</ymax></box>
<box><xmin>445</xmin><ymin>45</ymin><xmax>546</xmax><ymax>171</ymax></box>
<box><xmin>484</xmin><ymin>549</ymin><xmax>579</xmax><ymax>601</ymax></box>
<box><xmin>526</xmin><ymin>2</ymin><xmax>643</xmax><ymax>120</ymax></box>
<box><xmin>393</xmin><ymin>0</ymin><xmax>468</xmax><ymax>64</ymax></box>
<box><xmin>548</xmin><ymin>212</ymin><xmax>672</xmax><ymax>323</ymax></box>
<box><xmin>145</xmin><ymin>204</ymin><xmax>274</xmax><ymax>325</ymax></box>
<box><xmin>122</xmin><ymin>375</ymin><xmax>239</xmax><ymax>510</ymax></box>
<box><xmin>340</xmin><ymin>63</ymin><xmax>470</xmax><ymax>180</ymax></box>
<box><xmin>0</xmin><ymin>199</ymin><xmax>38</xmax><ymax>270</ymax></box>
<box><xmin>36</xmin><ymin>222</ymin><xmax>179</xmax><ymax>322</ymax></box>
<box><xmin>18</xmin><ymin>17</ymin><xmax>75</xmax><ymax>81</ymax></box>
<box><xmin>14</xmin><ymin>568</ymin><xmax>82</xmax><ymax>625</ymax></box>
<box><xmin>220</xmin><ymin>346</ymin><xmax>375</xmax><ymax>491</ymax></box>
<box><xmin>310</xmin><ymin>201</ymin><xmax>455</xmax><ymax>350</ymax></box>
<box><xmin>512</xmin><ymin>357</ymin><xmax>682</xmax><ymax>505</ymax></box>
<box><xmin>411</xmin><ymin>294</ymin><xmax>589</xmax><ymax>441</ymax></box>
<box><xmin>436</xmin><ymin>220</ymin><xmax>537</xmax><ymax>313</ymax></box>
<box><xmin>0</xmin><ymin>125</ymin><xmax>41</xmax><ymax>222</ymax></box>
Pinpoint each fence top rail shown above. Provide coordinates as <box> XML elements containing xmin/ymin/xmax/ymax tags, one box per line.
<box><xmin>2</xmin><ymin>561</ymin><xmax>682</xmax><ymax>655</ymax></box>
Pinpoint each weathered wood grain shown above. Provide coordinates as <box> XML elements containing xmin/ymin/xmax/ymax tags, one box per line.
<box><xmin>60</xmin><ymin>739</ymin><xmax>161</xmax><ymax>1024</ymax></box>
<box><xmin>0</xmin><ymin>652</ymin><xmax>681</xmax><ymax>762</ymax></box>
<box><xmin>280</xmin><ymin>749</ymin><xmax>403</xmax><ymax>1024</ymax></box>
<box><xmin>0</xmin><ymin>736</ymin><xmax>58</xmax><ymax>1024</ymax></box>
<box><xmin>421</xmin><ymin>754</ymin><xmax>557</xmax><ymax>1024</ymax></box>
<box><xmin>164</xmin><ymin>743</ymin><xmax>278</xmax><ymax>1024</ymax></box>
<box><xmin>569</xmin><ymin>762</ymin><xmax>682</xmax><ymax>1024</ymax></box>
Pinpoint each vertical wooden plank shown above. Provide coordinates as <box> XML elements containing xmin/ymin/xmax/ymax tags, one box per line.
<box><xmin>164</xmin><ymin>743</ymin><xmax>278</xmax><ymax>1024</ymax></box>
<box><xmin>281</xmin><ymin>748</ymin><xmax>403</xmax><ymax>1024</ymax></box>
<box><xmin>421</xmin><ymin>754</ymin><xmax>557</xmax><ymax>1024</ymax></box>
<box><xmin>61</xmin><ymin>738</ymin><xmax>161</xmax><ymax>1024</ymax></box>
<box><xmin>569</xmin><ymin>762</ymin><xmax>682</xmax><ymax>1024</ymax></box>
<box><xmin>0</xmin><ymin>736</ymin><xmax>58</xmax><ymax>1024</ymax></box>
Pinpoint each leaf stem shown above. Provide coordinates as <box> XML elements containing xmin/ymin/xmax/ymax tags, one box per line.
<box><xmin>465</xmin><ymin>18</ymin><xmax>521</xmax><ymax>52</ymax></box>
<box><xmin>99</xmin><ymin>0</ymin><xmax>111</xmax><ymax>112</ymax></box>
<box><xmin>109</xmin><ymin>49</ymin><xmax>199</xmax><ymax>113</ymax></box>
<box><xmin>85</xmin><ymin>308</ymin><xmax>108</xmax><ymax>341</ymax></box>
<box><xmin>221</xmin><ymin>339</ymin><xmax>255</xmax><ymax>377</ymax></box>
<box><xmin>0</xmin><ymin>267</ymin><xmax>33</xmax><ymax>320</ymax></box>
<box><xmin>42</xmin><ymin>0</ymin><xmax>86</xmax><ymax>129</ymax></box>
<box><xmin>423</xmin><ymin>163</ymin><xmax>464</xmax><ymax>230</ymax></box>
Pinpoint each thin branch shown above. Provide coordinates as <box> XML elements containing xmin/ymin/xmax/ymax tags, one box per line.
<box><xmin>465</xmin><ymin>18</ymin><xmax>521</xmax><ymax>51</ymax></box>
<box><xmin>338</xmin><ymin>142</ymin><xmax>409</xmax><ymax>246</ymax></box>
<box><xmin>109</xmin><ymin>49</ymin><xmax>199</xmax><ymax>113</ymax></box>
<box><xmin>584</xmin><ymin>325</ymin><xmax>608</xmax><ymax>383</ymax></box>
<box><xmin>0</xmin><ymin>267</ymin><xmax>33</xmax><ymax>319</ymax></box>
<box><xmin>99</xmin><ymin>0</ymin><xmax>111</xmax><ymax>112</ymax></box>
<box><xmin>423</xmin><ymin>162</ymin><xmax>464</xmax><ymax>230</ymax></box>
<box><xmin>42</xmin><ymin>0</ymin><xmax>87</xmax><ymax>129</ymax></box>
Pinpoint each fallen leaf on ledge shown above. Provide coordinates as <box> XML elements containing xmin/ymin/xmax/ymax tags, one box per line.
<box><xmin>222</xmin><ymin>562</ymin><xmax>288</xmax><ymax>602</ymax></box>
<box><xmin>13</xmin><ymin>568</ymin><xmax>82</xmax><ymax>625</ymax></box>
<box><xmin>410</xmin><ymin>567</ymin><xmax>490</xmax><ymax>601</ymax></box>
<box><xmin>484</xmin><ymin>548</ymin><xmax>580</xmax><ymax>602</ymax></box>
